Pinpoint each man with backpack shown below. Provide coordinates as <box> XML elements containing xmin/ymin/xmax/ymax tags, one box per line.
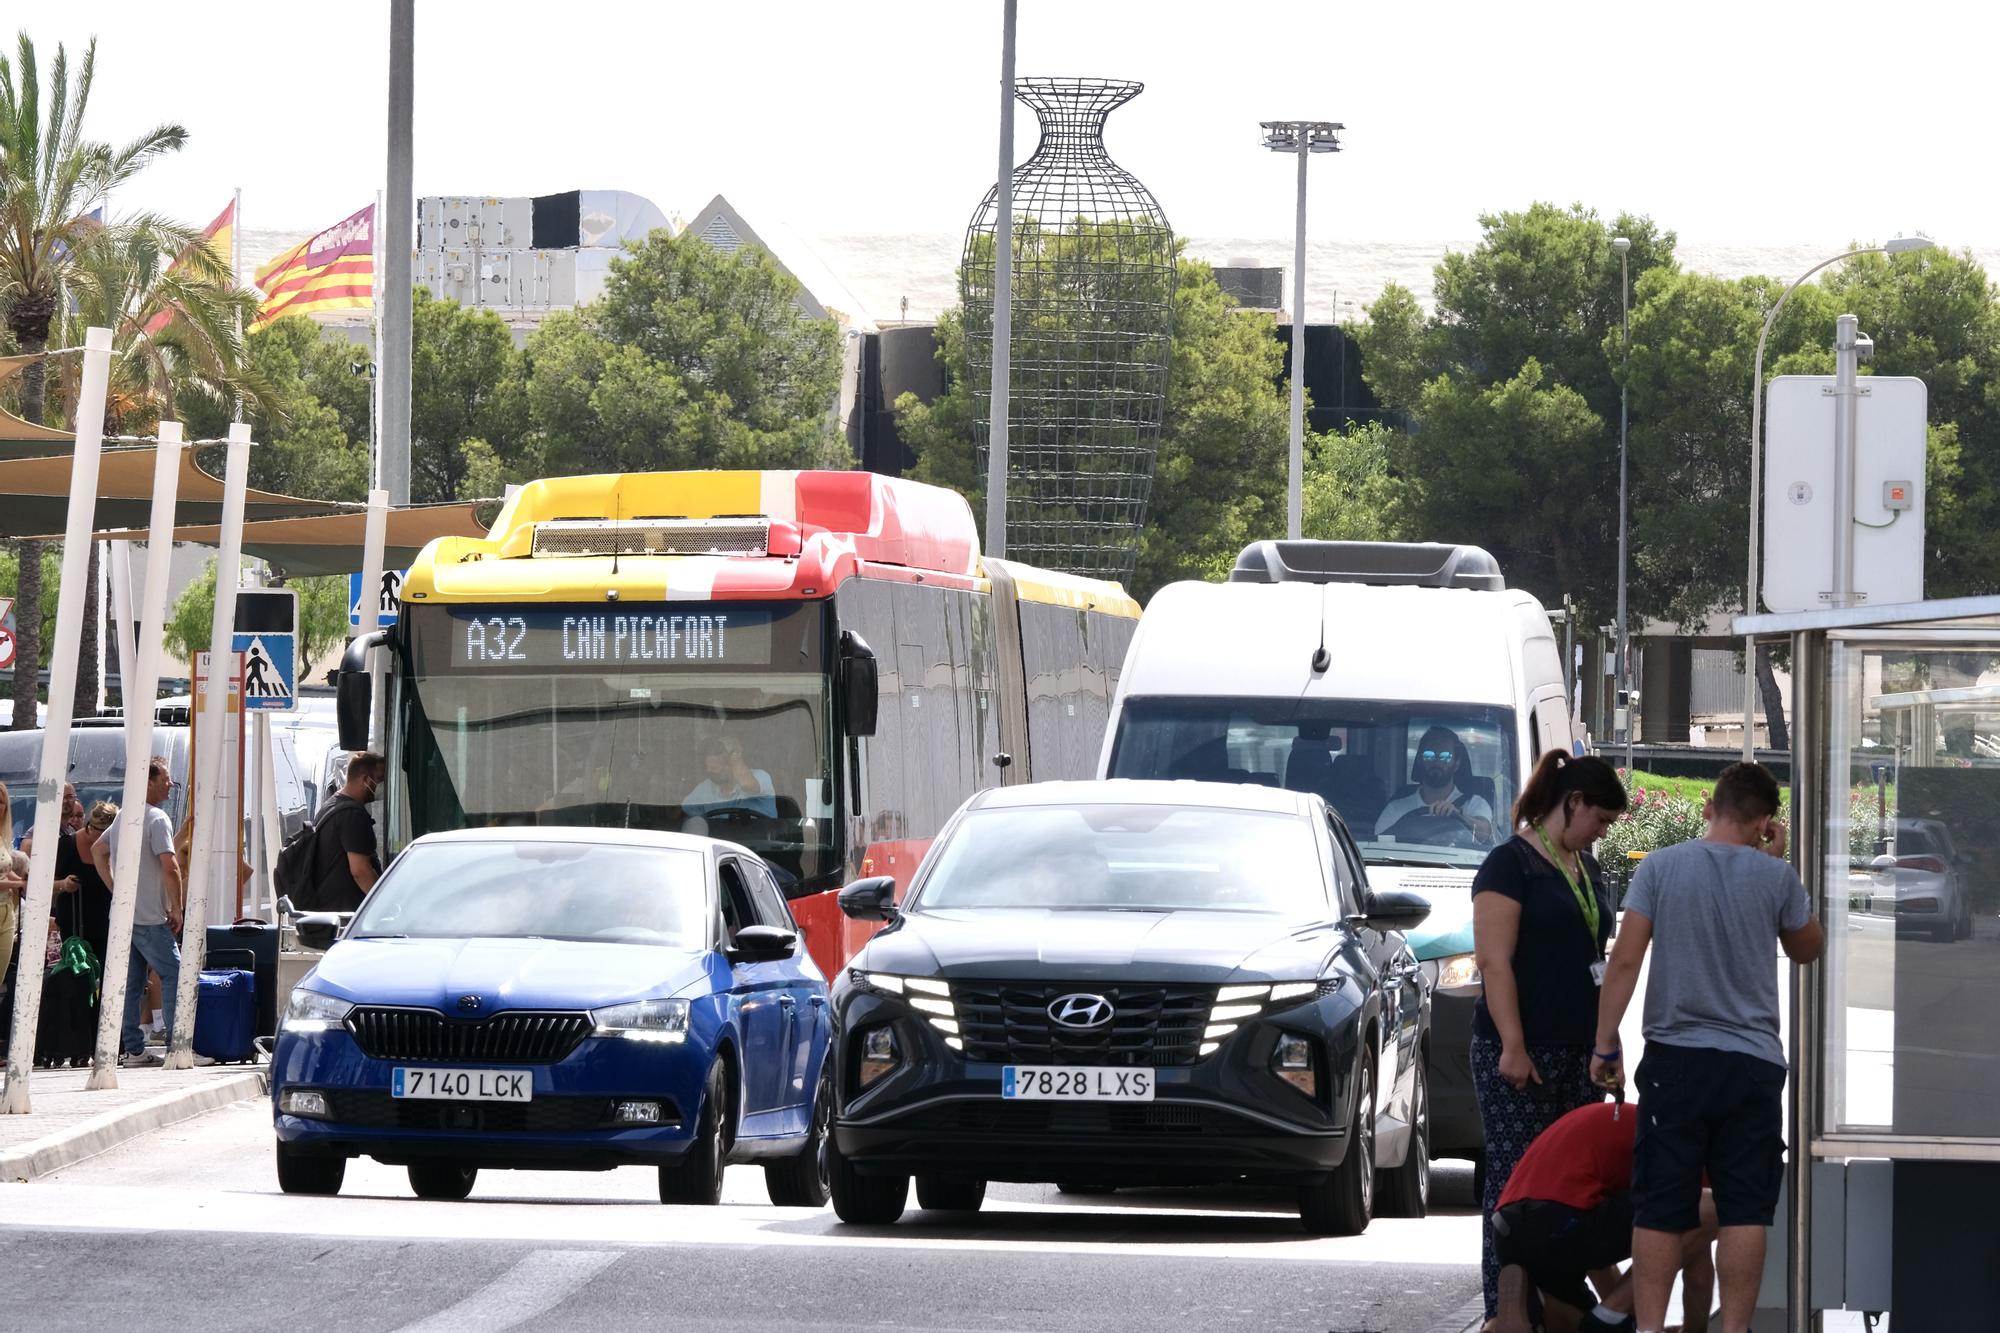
<box><xmin>284</xmin><ymin>753</ymin><xmax>384</xmax><ymax>912</ymax></box>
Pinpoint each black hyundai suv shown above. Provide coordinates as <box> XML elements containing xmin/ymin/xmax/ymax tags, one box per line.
<box><xmin>826</xmin><ymin>779</ymin><xmax>1431</xmax><ymax>1234</ymax></box>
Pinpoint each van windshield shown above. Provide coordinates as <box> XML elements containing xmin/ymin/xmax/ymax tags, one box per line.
<box><xmin>1106</xmin><ymin>696</ymin><xmax>1519</xmax><ymax>870</ymax></box>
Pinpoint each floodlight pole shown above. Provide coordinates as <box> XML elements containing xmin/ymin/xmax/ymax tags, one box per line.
<box><xmin>380</xmin><ymin>0</ymin><xmax>415</xmax><ymax>508</ymax></box>
<box><xmin>983</xmin><ymin>0</ymin><xmax>1018</xmax><ymax>560</ymax></box>
<box><xmin>1287</xmin><ymin>136</ymin><xmax>1308</xmax><ymax>539</ymax></box>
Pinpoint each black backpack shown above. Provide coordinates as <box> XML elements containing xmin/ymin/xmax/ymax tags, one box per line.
<box><xmin>275</xmin><ymin>810</ymin><xmax>330</xmax><ymax>908</ymax></box>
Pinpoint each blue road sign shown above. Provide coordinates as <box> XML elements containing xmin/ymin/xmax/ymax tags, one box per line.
<box><xmin>350</xmin><ymin>568</ymin><xmax>405</xmax><ymax>628</ymax></box>
<box><xmin>234</xmin><ymin>631</ymin><xmax>296</xmax><ymax>711</ymax></box>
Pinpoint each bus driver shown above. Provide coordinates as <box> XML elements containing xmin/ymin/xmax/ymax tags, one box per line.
<box><xmin>683</xmin><ymin>735</ymin><xmax>777</xmax><ymax>819</ymax></box>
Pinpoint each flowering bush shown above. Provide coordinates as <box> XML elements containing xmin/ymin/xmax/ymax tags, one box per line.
<box><xmin>1592</xmin><ymin>772</ymin><xmax>1887</xmax><ymax>868</ymax></box>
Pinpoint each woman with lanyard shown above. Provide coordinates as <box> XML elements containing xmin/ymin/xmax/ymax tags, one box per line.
<box><xmin>1469</xmin><ymin>749</ymin><xmax>1629</xmax><ymax>1323</ymax></box>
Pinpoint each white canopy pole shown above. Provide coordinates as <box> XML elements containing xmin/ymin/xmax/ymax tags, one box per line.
<box><xmin>165</xmin><ymin>422</ymin><xmax>251</xmax><ymax>1068</ymax></box>
<box><xmin>89</xmin><ymin>422</ymin><xmax>186</xmax><ymax>1088</ymax></box>
<box><xmin>2</xmin><ymin>328</ymin><xmax>114</xmax><ymax>1113</ymax></box>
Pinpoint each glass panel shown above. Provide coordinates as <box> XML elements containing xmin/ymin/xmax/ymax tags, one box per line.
<box><xmin>401</xmin><ymin>602</ymin><xmax>834</xmax><ymax>889</ymax></box>
<box><xmin>350</xmin><ymin>840</ymin><xmax>707</xmax><ymax>946</ymax></box>
<box><xmin>914</xmin><ymin>803</ymin><xmax>1329</xmax><ymax>917</ymax></box>
<box><xmin>1106</xmin><ymin>696</ymin><xmax>1518</xmax><ymax>871</ymax></box>
<box><xmin>1824</xmin><ymin>640</ymin><xmax>2000</xmax><ymax>1137</ymax></box>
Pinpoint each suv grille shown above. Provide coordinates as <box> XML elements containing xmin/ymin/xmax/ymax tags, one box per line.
<box><xmin>346</xmin><ymin>1008</ymin><xmax>593</xmax><ymax>1064</ymax></box>
<box><xmin>949</xmin><ymin>982</ymin><xmax>1217</xmax><ymax>1067</ymax></box>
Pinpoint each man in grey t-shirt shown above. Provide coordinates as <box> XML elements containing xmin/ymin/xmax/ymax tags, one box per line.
<box><xmin>1590</xmin><ymin>762</ymin><xmax>1823</xmax><ymax>1333</ymax></box>
<box><xmin>92</xmin><ymin>757</ymin><xmax>184</xmax><ymax>1067</ymax></box>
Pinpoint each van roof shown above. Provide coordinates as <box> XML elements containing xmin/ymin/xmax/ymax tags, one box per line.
<box><xmin>1122</xmin><ymin>580</ymin><xmax>1552</xmax><ymax>707</ymax></box>
<box><xmin>968</xmin><ymin>778</ymin><xmax>1315</xmax><ymax>817</ymax></box>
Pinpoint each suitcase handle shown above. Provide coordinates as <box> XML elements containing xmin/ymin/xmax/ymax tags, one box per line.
<box><xmin>204</xmin><ymin>948</ymin><xmax>259</xmax><ymax>973</ymax></box>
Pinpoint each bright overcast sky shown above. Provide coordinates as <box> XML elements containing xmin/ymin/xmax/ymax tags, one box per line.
<box><xmin>32</xmin><ymin>0</ymin><xmax>1997</xmax><ymax>249</ymax></box>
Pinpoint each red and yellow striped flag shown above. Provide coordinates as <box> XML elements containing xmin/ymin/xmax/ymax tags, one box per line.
<box><xmin>140</xmin><ymin>199</ymin><xmax>237</xmax><ymax>337</ymax></box>
<box><xmin>251</xmin><ymin>204</ymin><xmax>374</xmax><ymax>331</ymax></box>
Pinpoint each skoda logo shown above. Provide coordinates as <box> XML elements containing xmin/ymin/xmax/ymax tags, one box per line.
<box><xmin>1048</xmin><ymin>993</ymin><xmax>1114</xmax><ymax>1029</ymax></box>
<box><xmin>456</xmin><ymin>994</ymin><xmax>482</xmax><ymax>1013</ymax></box>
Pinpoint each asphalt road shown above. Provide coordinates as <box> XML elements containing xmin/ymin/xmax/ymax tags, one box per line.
<box><xmin>0</xmin><ymin>1100</ymin><xmax>1487</xmax><ymax>1333</ymax></box>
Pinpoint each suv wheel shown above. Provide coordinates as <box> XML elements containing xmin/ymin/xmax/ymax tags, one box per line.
<box><xmin>1300</xmin><ymin>1056</ymin><xmax>1374</xmax><ymax>1235</ymax></box>
<box><xmin>828</xmin><ymin>1121</ymin><xmax>907</xmax><ymax>1225</ymax></box>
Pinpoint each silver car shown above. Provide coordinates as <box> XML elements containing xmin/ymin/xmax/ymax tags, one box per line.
<box><xmin>1863</xmin><ymin>817</ymin><xmax>1974</xmax><ymax>943</ymax></box>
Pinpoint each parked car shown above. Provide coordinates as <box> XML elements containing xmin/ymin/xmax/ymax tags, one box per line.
<box><xmin>271</xmin><ymin>828</ymin><xmax>832</xmax><ymax>1205</ymax></box>
<box><xmin>1860</xmin><ymin>817</ymin><xmax>1974</xmax><ymax>942</ymax></box>
<box><xmin>826</xmin><ymin>779</ymin><xmax>1432</xmax><ymax>1234</ymax></box>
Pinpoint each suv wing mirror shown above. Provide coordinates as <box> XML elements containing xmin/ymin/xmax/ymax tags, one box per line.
<box><xmin>838</xmin><ymin>875</ymin><xmax>898</xmax><ymax>922</ymax></box>
<box><xmin>1359</xmin><ymin>887</ymin><xmax>1431</xmax><ymax>934</ymax></box>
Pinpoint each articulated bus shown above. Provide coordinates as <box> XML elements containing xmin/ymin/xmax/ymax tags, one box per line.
<box><xmin>338</xmin><ymin>469</ymin><xmax>1139</xmax><ymax>976</ymax></box>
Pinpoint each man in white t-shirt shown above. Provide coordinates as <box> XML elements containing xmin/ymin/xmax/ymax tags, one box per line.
<box><xmin>1375</xmin><ymin>725</ymin><xmax>1496</xmax><ymax>844</ymax></box>
<box><xmin>682</xmin><ymin>735</ymin><xmax>776</xmax><ymax>818</ymax></box>
<box><xmin>92</xmin><ymin>757</ymin><xmax>184</xmax><ymax>1068</ymax></box>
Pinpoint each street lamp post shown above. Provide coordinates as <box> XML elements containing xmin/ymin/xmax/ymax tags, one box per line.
<box><xmin>1737</xmin><ymin>235</ymin><xmax>1936</xmax><ymax>761</ymax></box>
<box><xmin>1611</xmin><ymin>236</ymin><xmax>1632</xmax><ymax>775</ymax></box>
<box><xmin>1261</xmin><ymin>119</ymin><xmax>1343</xmax><ymax>540</ymax></box>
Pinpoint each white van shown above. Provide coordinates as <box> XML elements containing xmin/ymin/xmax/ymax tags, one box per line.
<box><xmin>1097</xmin><ymin>540</ymin><xmax>1573</xmax><ymax>1175</ymax></box>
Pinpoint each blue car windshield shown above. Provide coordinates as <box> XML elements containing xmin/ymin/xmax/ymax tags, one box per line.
<box><xmin>912</xmin><ymin>804</ymin><xmax>1329</xmax><ymax>917</ymax></box>
<box><xmin>349</xmin><ymin>840</ymin><xmax>707</xmax><ymax>947</ymax></box>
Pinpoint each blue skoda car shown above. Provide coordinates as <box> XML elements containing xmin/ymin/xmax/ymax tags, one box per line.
<box><xmin>271</xmin><ymin>828</ymin><xmax>832</xmax><ymax>1205</ymax></box>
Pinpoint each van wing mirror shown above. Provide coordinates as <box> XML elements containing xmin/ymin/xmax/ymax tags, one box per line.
<box><xmin>839</xmin><ymin>630</ymin><xmax>879</xmax><ymax>738</ymax></box>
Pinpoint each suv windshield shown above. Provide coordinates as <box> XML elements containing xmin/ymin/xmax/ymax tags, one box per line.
<box><xmin>1107</xmin><ymin>696</ymin><xmax>1519</xmax><ymax>870</ymax></box>
<box><xmin>350</xmin><ymin>840</ymin><xmax>707</xmax><ymax>946</ymax></box>
<box><xmin>914</xmin><ymin>803</ymin><xmax>1328</xmax><ymax>916</ymax></box>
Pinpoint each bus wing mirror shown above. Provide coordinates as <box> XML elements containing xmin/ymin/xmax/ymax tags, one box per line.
<box><xmin>337</xmin><ymin>629</ymin><xmax>387</xmax><ymax>751</ymax></box>
<box><xmin>840</xmin><ymin>631</ymin><xmax>879</xmax><ymax>738</ymax></box>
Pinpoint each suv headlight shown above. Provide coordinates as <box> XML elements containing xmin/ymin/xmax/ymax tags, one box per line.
<box><xmin>847</xmin><ymin>971</ymin><xmax>960</xmax><ymax>1049</ymax></box>
<box><xmin>1201</xmin><ymin>980</ymin><xmax>1337</xmax><ymax>1055</ymax></box>
<box><xmin>282</xmin><ymin>988</ymin><xmax>354</xmax><ymax>1034</ymax></box>
<box><xmin>592</xmin><ymin>998</ymin><xmax>690</xmax><ymax>1044</ymax></box>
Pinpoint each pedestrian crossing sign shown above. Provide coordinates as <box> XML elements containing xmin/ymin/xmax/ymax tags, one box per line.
<box><xmin>233</xmin><ymin>631</ymin><xmax>296</xmax><ymax>712</ymax></box>
<box><xmin>350</xmin><ymin>568</ymin><xmax>405</xmax><ymax>628</ymax></box>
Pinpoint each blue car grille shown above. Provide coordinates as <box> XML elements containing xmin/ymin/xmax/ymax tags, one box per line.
<box><xmin>345</xmin><ymin>1007</ymin><xmax>593</xmax><ymax>1064</ymax></box>
<box><xmin>948</xmin><ymin>982</ymin><xmax>1217</xmax><ymax>1067</ymax></box>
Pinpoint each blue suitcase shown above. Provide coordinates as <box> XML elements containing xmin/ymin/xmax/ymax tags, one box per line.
<box><xmin>194</xmin><ymin>947</ymin><xmax>259</xmax><ymax>1063</ymax></box>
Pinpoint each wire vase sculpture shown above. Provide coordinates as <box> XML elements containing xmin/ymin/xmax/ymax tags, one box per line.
<box><xmin>962</xmin><ymin>77</ymin><xmax>1176</xmax><ymax>584</ymax></box>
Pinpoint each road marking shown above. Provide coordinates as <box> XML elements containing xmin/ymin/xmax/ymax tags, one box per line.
<box><xmin>394</xmin><ymin>1248</ymin><xmax>618</xmax><ymax>1332</ymax></box>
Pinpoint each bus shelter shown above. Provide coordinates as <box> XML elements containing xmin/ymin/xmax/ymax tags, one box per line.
<box><xmin>1736</xmin><ymin>595</ymin><xmax>2000</xmax><ymax>1329</ymax></box>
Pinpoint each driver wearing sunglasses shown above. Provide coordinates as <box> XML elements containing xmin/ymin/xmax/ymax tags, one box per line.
<box><xmin>1376</xmin><ymin>725</ymin><xmax>1495</xmax><ymax>843</ymax></box>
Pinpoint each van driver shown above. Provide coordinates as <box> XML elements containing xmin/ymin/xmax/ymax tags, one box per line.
<box><xmin>1376</xmin><ymin>726</ymin><xmax>1495</xmax><ymax>844</ymax></box>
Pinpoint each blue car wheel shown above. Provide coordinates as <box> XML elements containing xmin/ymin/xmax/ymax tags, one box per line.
<box><xmin>659</xmin><ymin>1059</ymin><xmax>730</xmax><ymax>1205</ymax></box>
<box><xmin>764</xmin><ymin>1068</ymin><xmax>832</xmax><ymax>1208</ymax></box>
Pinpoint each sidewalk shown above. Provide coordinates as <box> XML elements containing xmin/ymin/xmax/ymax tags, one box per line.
<box><xmin>0</xmin><ymin>1060</ymin><xmax>269</xmax><ymax>1182</ymax></box>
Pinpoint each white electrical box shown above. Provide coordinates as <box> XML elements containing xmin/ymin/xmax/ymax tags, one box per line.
<box><xmin>1762</xmin><ymin>374</ymin><xmax>1927</xmax><ymax>613</ymax></box>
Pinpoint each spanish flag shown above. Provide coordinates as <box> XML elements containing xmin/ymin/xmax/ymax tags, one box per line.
<box><xmin>251</xmin><ymin>203</ymin><xmax>374</xmax><ymax>331</ymax></box>
<box><xmin>140</xmin><ymin>198</ymin><xmax>236</xmax><ymax>337</ymax></box>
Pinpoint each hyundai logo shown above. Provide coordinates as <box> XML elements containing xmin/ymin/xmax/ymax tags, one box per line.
<box><xmin>456</xmin><ymin>994</ymin><xmax>482</xmax><ymax>1013</ymax></box>
<box><xmin>1048</xmin><ymin>993</ymin><xmax>1114</xmax><ymax>1029</ymax></box>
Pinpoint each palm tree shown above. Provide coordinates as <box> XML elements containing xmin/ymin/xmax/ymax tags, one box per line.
<box><xmin>0</xmin><ymin>31</ymin><xmax>188</xmax><ymax>725</ymax></box>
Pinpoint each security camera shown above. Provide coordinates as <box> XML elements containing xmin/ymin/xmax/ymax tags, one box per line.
<box><xmin>1855</xmin><ymin>333</ymin><xmax>1875</xmax><ymax>364</ymax></box>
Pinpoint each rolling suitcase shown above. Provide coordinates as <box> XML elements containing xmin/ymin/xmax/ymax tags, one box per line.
<box><xmin>207</xmin><ymin>920</ymin><xmax>280</xmax><ymax>1037</ymax></box>
<box><xmin>38</xmin><ymin>893</ymin><xmax>100</xmax><ymax>1067</ymax></box>
<box><xmin>194</xmin><ymin>946</ymin><xmax>259</xmax><ymax>1063</ymax></box>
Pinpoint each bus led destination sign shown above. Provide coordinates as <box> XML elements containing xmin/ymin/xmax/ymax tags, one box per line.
<box><xmin>451</xmin><ymin>608</ymin><xmax>775</xmax><ymax>669</ymax></box>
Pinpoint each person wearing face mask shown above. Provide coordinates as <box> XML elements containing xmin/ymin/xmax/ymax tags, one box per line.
<box><xmin>1469</xmin><ymin>750</ymin><xmax>1630</xmax><ymax>1323</ymax></box>
<box><xmin>1377</xmin><ymin>726</ymin><xmax>1497</xmax><ymax>845</ymax></box>
<box><xmin>303</xmin><ymin>751</ymin><xmax>385</xmax><ymax>912</ymax></box>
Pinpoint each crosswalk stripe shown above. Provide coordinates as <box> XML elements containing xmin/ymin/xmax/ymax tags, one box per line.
<box><xmin>393</xmin><ymin>1248</ymin><xmax>619</xmax><ymax>1332</ymax></box>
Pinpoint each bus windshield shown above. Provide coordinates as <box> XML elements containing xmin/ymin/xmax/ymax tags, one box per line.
<box><xmin>1106</xmin><ymin>696</ymin><xmax>1519</xmax><ymax>870</ymax></box>
<box><xmin>400</xmin><ymin>601</ymin><xmax>836</xmax><ymax>888</ymax></box>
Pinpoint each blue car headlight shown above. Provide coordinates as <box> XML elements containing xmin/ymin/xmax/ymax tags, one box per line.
<box><xmin>592</xmin><ymin>998</ymin><xmax>690</xmax><ymax>1044</ymax></box>
<box><xmin>282</xmin><ymin>988</ymin><xmax>354</xmax><ymax>1034</ymax></box>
